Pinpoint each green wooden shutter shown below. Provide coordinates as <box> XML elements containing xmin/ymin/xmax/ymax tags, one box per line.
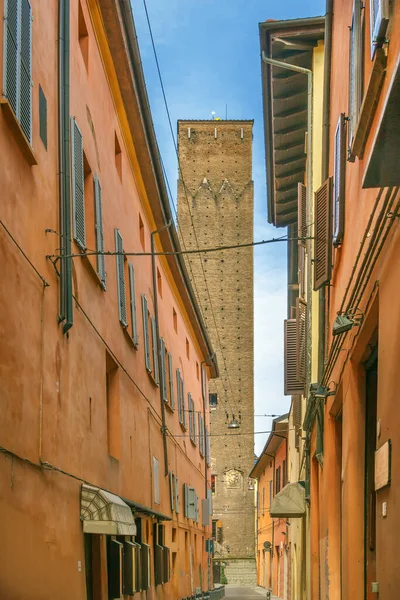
<box><xmin>369</xmin><ymin>0</ymin><xmax>389</xmax><ymax>59</ymax></box>
<box><xmin>19</xmin><ymin>0</ymin><xmax>32</xmax><ymax>142</ymax></box>
<box><xmin>151</xmin><ymin>316</ymin><xmax>159</xmax><ymax>385</ymax></box>
<box><xmin>333</xmin><ymin>114</ymin><xmax>346</xmax><ymax>247</ymax></box>
<box><xmin>94</xmin><ymin>175</ymin><xmax>106</xmax><ymax>289</ymax></box>
<box><xmin>4</xmin><ymin>0</ymin><xmax>19</xmax><ymax>116</ymax></box>
<box><xmin>115</xmin><ymin>229</ymin><xmax>127</xmax><ymax>326</ymax></box>
<box><xmin>168</xmin><ymin>353</ymin><xmax>174</xmax><ymax>409</ymax></box>
<box><xmin>193</xmin><ymin>398</ymin><xmax>197</xmax><ymax>445</ymax></box>
<box><xmin>39</xmin><ymin>85</ymin><xmax>47</xmax><ymax>149</ymax></box>
<box><xmin>71</xmin><ymin>118</ymin><xmax>86</xmax><ymax>249</ymax></box>
<box><xmin>169</xmin><ymin>471</ymin><xmax>175</xmax><ymax>512</ymax></box>
<box><xmin>175</xmin><ymin>476</ymin><xmax>180</xmax><ymax>514</ymax></box>
<box><xmin>160</xmin><ymin>338</ymin><xmax>167</xmax><ymax>401</ymax></box>
<box><xmin>188</xmin><ymin>393</ymin><xmax>194</xmax><ymax>441</ymax></box>
<box><xmin>128</xmin><ymin>263</ymin><xmax>138</xmax><ymax>346</ymax></box>
<box><xmin>177</xmin><ymin>369</ymin><xmax>183</xmax><ymax>424</ymax></box>
<box><xmin>4</xmin><ymin>0</ymin><xmax>32</xmax><ymax>143</ymax></box>
<box><xmin>181</xmin><ymin>378</ymin><xmax>186</xmax><ymax>429</ymax></box>
<box><xmin>142</xmin><ymin>295</ymin><xmax>151</xmax><ymax>372</ymax></box>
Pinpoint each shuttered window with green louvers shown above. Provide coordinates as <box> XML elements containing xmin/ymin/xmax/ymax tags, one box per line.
<box><xmin>369</xmin><ymin>0</ymin><xmax>389</xmax><ymax>59</ymax></box>
<box><xmin>333</xmin><ymin>114</ymin><xmax>346</xmax><ymax>247</ymax></box>
<box><xmin>71</xmin><ymin>118</ymin><xmax>86</xmax><ymax>249</ymax></box>
<box><xmin>115</xmin><ymin>229</ymin><xmax>127</xmax><ymax>326</ymax></box>
<box><xmin>3</xmin><ymin>0</ymin><xmax>33</xmax><ymax>144</ymax></box>
<box><xmin>348</xmin><ymin>0</ymin><xmax>362</xmax><ymax>159</ymax></box>
<box><xmin>313</xmin><ymin>177</ymin><xmax>333</xmax><ymax>291</ymax></box>
<box><xmin>160</xmin><ymin>338</ymin><xmax>168</xmax><ymax>402</ymax></box>
<box><xmin>94</xmin><ymin>175</ymin><xmax>106</xmax><ymax>289</ymax></box>
<box><xmin>189</xmin><ymin>393</ymin><xmax>194</xmax><ymax>442</ymax></box>
<box><xmin>128</xmin><ymin>263</ymin><xmax>138</xmax><ymax>346</ymax></box>
<box><xmin>151</xmin><ymin>316</ymin><xmax>159</xmax><ymax>385</ymax></box>
<box><xmin>168</xmin><ymin>352</ymin><xmax>174</xmax><ymax>409</ymax></box>
<box><xmin>142</xmin><ymin>295</ymin><xmax>151</xmax><ymax>372</ymax></box>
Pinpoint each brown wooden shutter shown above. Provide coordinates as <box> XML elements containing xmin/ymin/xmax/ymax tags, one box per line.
<box><xmin>284</xmin><ymin>319</ymin><xmax>305</xmax><ymax>395</ymax></box>
<box><xmin>313</xmin><ymin>177</ymin><xmax>333</xmax><ymax>291</ymax></box>
<box><xmin>298</xmin><ymin>244</ymin><xmax>306</xmax><ymax>299</ymax></box>
<box><xmin>297</xmin><ymin>183</ymin><xmax>307</xmax><ymax>243</ymax></box>
<box><xmin>293</xmin><ymin>395</ymin><xmax>302</xmax><ymax>450</ymax></box>
<box><xmin>333</xmin><ymin>114</ymin><xmax>346</xmax><ymax>246</ymax></box>
<box><xmin>296</xmin><ymin>298</ymin><xmax>307</xmax><ymax>382</ymax></box>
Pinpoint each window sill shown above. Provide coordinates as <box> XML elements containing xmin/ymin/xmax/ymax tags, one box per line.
<box><xmin>122</xmin><ymin>325</ymin><xmax>138</xmax><ymax>350</ymax></box>
<box><xmin>165</xmin><ymin>400</ymin><xmax>175</xmax><ymax>413</ymax></box>
<box><xmin>82</xmin><ymin>253</ymin><xmax>107</xmax><ymax>291</ymax></box>
<box><xmin>350</xmin><ymin>48</ymin><xmax>387</xmax><ymax>161</ymax></box>
<box><xmin>179</xmin><ymin>422</ymin><xmax>187</xmax><ymax>432</ymax></box>
<box><xmin>1</xmin><ymin>98</ymin><xmax>37</xmax><ymax>165</ymax></box>
<box><xmin>148</xmin><ymin>371</ymin><xmax>159</xmax><ymax>388</ymax></box>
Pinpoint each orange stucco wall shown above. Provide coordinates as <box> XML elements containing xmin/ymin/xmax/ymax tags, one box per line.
<box><xmin>255</xmin><ymin>436</ymin><xmax>288</xmax><ymax>597</ymax></box>
<box><xmin>0</xmin><ymin>1</ymin><xmax>212</xmax><ymax>598</ymax></box>
<box><xmin>313</xmin><ymin>1</ymin><xmax>400</xmax><ymax>598</ymax></box>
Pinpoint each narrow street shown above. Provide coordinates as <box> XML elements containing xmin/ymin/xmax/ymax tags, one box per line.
<box><xmin>225</xmin><ymin>584</ymin><xmax>279</xmax><ymax>599</ymax></box>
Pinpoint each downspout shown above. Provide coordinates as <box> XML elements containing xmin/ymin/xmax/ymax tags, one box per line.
<box><xmin>151</xmin><ymin>221</ymin><xmax>172</xmax><ymax>477</ymax></box>
<box><xmin>58</xmin><ymin>0</ymin><xmax>73</xmax><ymax>333</ymax></box>
<box><xmin>319</xmin><ymin>0</ymin><xmax>333</xmax><ymax>382</ymax></box>
<box><xmin>201</xmin><ymin>360</ymin><xmax>209</xmax><ymax>500</ymax></box>
<box><xmin>262</xmin><ymin>53</ymin><xmax>313</xmax><ymax>600</ymax></box>
<box><xmin>261</xmin><ymin>53</ymin><xmax>313</xmax><ymax>397</ymax></box>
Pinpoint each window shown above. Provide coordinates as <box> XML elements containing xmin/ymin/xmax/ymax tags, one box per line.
<box><xmin>262</xmin><ymin>487</ymin><xmax>265</xmax><ymax>516</ymax></box>
<box><xmin>142</xmin><ymin>295</ymin><xmax>151</xmax><ymax>372</ymax></box>
<box><xmin>39</xmin><ymin>85</ymin><xmax>47</xmax><ymax>149</ymax></box>
<box><xmin>157</xmin><ymin>268</ymin><xmax>162</xmax><ymax>298</ymax></box>
<box><xmin>71</xmin><ymin>118</ymin><xmax>86</xmax><ymax>250</ymax></box>
<box><xmin>196</xmin><ymin>361</ymin><xmax>199</xmax><ymax>380</ymax></box>
<box><xmin>128</xmin><ymin>263</ymin><xmax>138</xmax><ymax>346</ymax></box>
<box><xmin>269</xmin><ymin>480</ymin><xmax>273</xmax><ymax>508</ymax></box>
<box><xmin>186</xmin><ymin>338</ymin><xmax>190</xmax><ymax>359</ymax></box>
<box><xmin>198</xmin><ymin>413</ymin><xmax>205</xmax><ymax>456</ymax></box>
<box><xmin>106</xmin><ymin>351</ymin><xmax>120</xmax><ymax>460</ymax></box>
<box><xmin>151</xmin><ymin>316</ymin><xmax>159</xmax><ymax>385</ymax></box>
<box><xmin>168</xmin><ymin>352</ymin><xmax>174</xmax><ymax>409</ymax></box>
<box><xmin>115</xmin><ymin>229</ymin><xmax>127</xmax><ymax>327</ymax></box>
<box><xmin>211</xmin><ymin>474</ymin><xmax>216</xmax><ymax>494</ymax></box>
<box><xmin>333</xmin><ymin>114</ymin><xmax>346</xmax><ymax>247</ymax></box>
<box><xmin>184</xmin><ymin>484</ymin><xmax>198</xmax><ymax>520</ymax></box>
<box><xmin>78</xmin><ymin>1</ymin><xmax>89</xmax><ymax>71</ymax></box>
<box><xmin>201</xmin><ymin>364</ymin><xmax>207</xmax><ymax>400</ymax></box>
<box><xmin>139</xmin><ymin>214</ymin><xmax>145</xmax><ymax>250</ymax></box>
<box><xmin>282</xmin><ymin>459</ymin><xmax>287</xmax><ymax>488</ymax></box>
<box><xmin>177</xmin><ymin>369</ymin><xmax>186</xmax><ymax>428</ymax></box>
<box><xmin>153</xmin><ymin>457</ymin><xmax>160</xmax><ymax>504</ymax></box>
<box><xmin>212</xmin><ymin>520</ymin><xmax>217</xmax><ymax>540</ymax></box>
<box><xmin>209</xmin><ymin>393</ymin><xmax>218</xmax><ymax>407</ymax></box>
<box><xmin>94</xmin><ymin>175</ymin><xmax>106</xmax><ymax>288</ymax></box>
<box><xmin>348</xmin><ymin>0</ymin><xmax>362</xmax><ymax>157</ymax></box>
<box><xmin>189</xmin><ymin>393</ymin><xmax>196</xmax><ymax>444</ymax></box>
<box><xmin>275</xmin><ymin>466</ymin><xmax>281</xmax><ymax>495</ymax></box>
<box><xmin>3</xmin><ymin>0</ymin><xmax>33</xmax><ymax>143</ymax></box>
<box><xmin>173</xmin><ymin>308</ymin><xmax>177</xmax><ymax>332</ymax></box>
<box><xmin>115</xmin><ymin>132</ymin><xmax>122</xmax><ymax>180</ymax></box>
<box><xmin>369</xmin><ymin>0</ymin><xmax>389</xmax><ymax>59</ymax></box>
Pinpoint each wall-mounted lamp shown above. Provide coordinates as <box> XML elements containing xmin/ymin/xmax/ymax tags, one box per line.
<box><xmin>332</xmin><ymin>309</ymin><xmax>363</xmax><ymax>336</ymax></box>
<box><xmin>310</xmin><ymin>383</ymin><xmax>335</xmax><ymax>399</ymax></box>
<box><xmin>228</xmin><ymin>416</ymin><xmax>240</xmax><ymax>429</ymax></box>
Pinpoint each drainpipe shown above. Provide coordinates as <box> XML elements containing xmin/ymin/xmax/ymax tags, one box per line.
<box><xmin>151</xmin><ymin>222</ymin><xmax>172</xmax><ymax>477</ymax></box>
<box><xmin>262</xmin><ymin>53</ymin><xmax>313</xmax><ymax>600</ymax></box>
<box><xmin>261</xmin><ymin>55</ymin><xmax>313</xmax><ymax>397</ymax></box>
<box><xmin>201</xmin><ymin>360</ymin><xmax>209</xmax><ymax>500</ymax></box>
<box><xmin>58</xmin><ymin>0</ymin><xmax>73</xmax><ymax>333</ymax></box>
<box><xmin>319</xmin><ymin>0</ymin><xmax>333</xmax><ymax>381</ymax></box>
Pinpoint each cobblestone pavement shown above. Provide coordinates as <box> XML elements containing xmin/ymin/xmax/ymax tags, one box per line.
<box><xmin>224</xmin><ymin>584</ymin><xmax>280</xmax><ymax>599</ymax></box>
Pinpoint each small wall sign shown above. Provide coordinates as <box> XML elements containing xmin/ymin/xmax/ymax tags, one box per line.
<box><xmin>375</xmin><ymin>440</ymin><xmax>391</xmax><ymax>491</ymax></box>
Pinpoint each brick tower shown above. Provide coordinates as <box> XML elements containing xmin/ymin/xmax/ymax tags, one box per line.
<box><xmin>177</xmin><ymin>120</ymin><xmax>256</xmax><ymax>585</ymax></box>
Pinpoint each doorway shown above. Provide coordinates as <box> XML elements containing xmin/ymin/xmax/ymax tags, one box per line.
<box><xmin>365</xmin><ymin>349</ymin><xmax>378</xmax><ymax>599</ymax></box>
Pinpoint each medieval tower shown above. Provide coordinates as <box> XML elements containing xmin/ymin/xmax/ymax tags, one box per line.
<box><xmin>177</xmin><ymin>120</ymin><xmax>256</xmax><ymax>584</ymax></box>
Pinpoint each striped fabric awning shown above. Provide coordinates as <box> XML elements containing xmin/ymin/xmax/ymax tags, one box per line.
<box><xmin>80</xmin><ymin>484</ymin><xmax>137</xmax><ymax>535</ymax></box>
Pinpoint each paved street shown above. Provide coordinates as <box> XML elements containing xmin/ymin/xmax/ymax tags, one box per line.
<box><xmin>224</xmin><ymin>584</ymin><xmax>279</xmax><ymax>599</ymax></box>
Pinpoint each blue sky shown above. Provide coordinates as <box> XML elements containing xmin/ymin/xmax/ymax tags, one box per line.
<box><xmin>131</xmin><ymin>0</ymin><xmax>325</xmax><ymax>454</ymax></box>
